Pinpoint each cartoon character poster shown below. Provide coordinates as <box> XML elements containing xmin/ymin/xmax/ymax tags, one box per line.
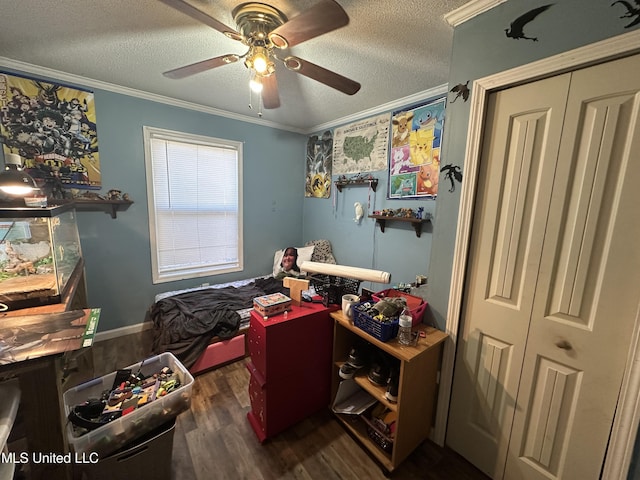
<box><xmin>388</xmin><ymin>97</ymin><xmax>445</xmax><ymax>199</ymax></box>
<box><xmin>0</xmin><ymin>71</ymin><xmax>101</xmax><ymax>195</ymax></box>
<box><xmin>305</xmin><ymin>130</ymin><xmax>332</xmax><ymax>198</ymax></box>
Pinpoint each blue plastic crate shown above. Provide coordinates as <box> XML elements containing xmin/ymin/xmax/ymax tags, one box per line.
<box><xmin>352</xmin><ymin>302</ymin><xmax>399</xmax><ymax>342</ymax></box>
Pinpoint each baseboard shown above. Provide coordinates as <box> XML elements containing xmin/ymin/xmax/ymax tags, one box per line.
<box><xmin>94</xmin><ymin>322</ymin><xmax>151</xmax><ymax>343</ymax></box>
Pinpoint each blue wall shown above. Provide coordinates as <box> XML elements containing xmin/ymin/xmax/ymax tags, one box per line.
<box><xmin>1</xmin><ymin>76</ymin><xmax>307</xmax><ymax>331</ymax></box>
<box><xmin>302</xmin><ymin>146</ymin><xmax>437</xmax><ymax>294</ymax></box>
<box><xmin>80</xmin><ymin>90</ymin><xmax>307</xmax><ymax>330</ymax></box>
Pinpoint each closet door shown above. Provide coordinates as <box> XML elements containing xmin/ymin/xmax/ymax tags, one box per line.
<box><xmin>448</xmin><ymin>52</ymin><xmax>640</xmax><ymax>480</ymax></box>
<box><xmin>446</xmin><ymin>73</ymin><xmax>571</xmax><ymax>478</ymax></box>
<box><xmin>504</xmin><ymin>53</ymin><xmax>640</xmax><ymax>480</ymax></box>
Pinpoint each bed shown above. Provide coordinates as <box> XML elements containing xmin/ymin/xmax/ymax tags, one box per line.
<box><xmin>149</xmin><ymin>240</ymin><xmax>337</xmax><ymax>374</ymax></box>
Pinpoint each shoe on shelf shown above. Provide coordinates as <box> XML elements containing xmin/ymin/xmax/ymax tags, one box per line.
<box><xmin>367</xmin><ymin>359</ymin><xmax>390</xmax><ymax>387</ymax></box>
<box><xmin>347</xmin><ymin>345</ymin><xmax>367</xmax><ymax>369</ymax></box>
<box><xmin>385</xmin><ymin>368</ymin><xmax>399</xmax><ymax>403</ymax></box>
<box><xmin>339</xmin><ymin>363</ymin><xmax>358</xmax><ymax>379</ymax></box>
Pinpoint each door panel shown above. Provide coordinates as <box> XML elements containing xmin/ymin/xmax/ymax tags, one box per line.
<box><xmin>447</xmin><ymin>74</ymin><xmax>571</xmax><ymax>478</ymax></box>
<box><xmin>504</xmin><ymin>53</ymin><xmax>640</xmax><ymax>480</ymax></box>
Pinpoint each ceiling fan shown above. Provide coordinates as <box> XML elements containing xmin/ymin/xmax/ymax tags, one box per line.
<box><xmin>159</xmin><ymin>0</ymin><xmax>361</xmax><ymax>110</ymax></box>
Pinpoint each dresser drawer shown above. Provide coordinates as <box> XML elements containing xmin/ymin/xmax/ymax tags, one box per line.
<box><xmin>248</xmin><ymin>305</ymin><xmax>333</xmax><ymax>380</ymax></box>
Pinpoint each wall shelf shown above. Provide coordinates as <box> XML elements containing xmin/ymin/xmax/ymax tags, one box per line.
<box><xmin>61</xmin><ymin>199</ymin><xmax>133</xmax><ymax>218</ymax></box>
<box><xmin>335</xmin><ymin>177</ymin><xmax>378</xmax><ymax>192</ymax></box>
<box><xmin>369</xmin><ymin>215</ymin><xmax>430</xmax><ymax>237</ymax></box>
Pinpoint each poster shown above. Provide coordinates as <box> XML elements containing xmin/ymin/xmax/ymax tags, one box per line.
<box><xmin>388</xmin><ymin>97</ymin><xmax>445</xmax><ymax>199</ymax></box>
<box><xmin>0</xmin><ymin>71</ymin><xmax>101</xmax><ymax>195</ymax></box>
<box><xmin>332</xmin><ymin>113</ymin><xmax>390</xmax><ymax>175</ymax></box>
<box><xmin>305</xmin><ymin>130</ymin><xmax>332</xmax><ymax>198</ymax></box>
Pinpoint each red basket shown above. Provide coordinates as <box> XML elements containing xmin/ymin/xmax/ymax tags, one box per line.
<box><xmin>371</xmin><ymin>289</ymin><xmax>427</xmax><ymax>326</ymax></box>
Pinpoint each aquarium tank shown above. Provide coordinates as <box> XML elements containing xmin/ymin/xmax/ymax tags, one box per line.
<box><xmin>0</xmin><ymin>204</ymin><xmax>82</xmax><ymax>310</ymax></box>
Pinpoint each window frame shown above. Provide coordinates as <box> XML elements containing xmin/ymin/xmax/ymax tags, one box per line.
<box><xmin>143</xmin><ymin>126</ymin><xmax>243</xmax><ymax>284</ymax></box>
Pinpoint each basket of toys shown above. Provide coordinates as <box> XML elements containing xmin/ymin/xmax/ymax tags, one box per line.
<box><xmin>309</xmin><ymin>274</ymin><xmax>360</xmax><ymax>306</ymax></box>
<box><xmin>372</xmin><ymin>289</ymin><xmax>427</xmax><ymax>326</ymax></box>
<box><xmin>361</xmin><ymin>404</ymin><xmax>396</xmax><ymax>454</ymax></box>
<box><xmin>352</xmin><ymin>301</ymin><xmax>400</xmax><ymax>342</ymax></box>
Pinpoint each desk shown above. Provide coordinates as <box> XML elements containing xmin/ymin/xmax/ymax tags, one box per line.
<box><xmin>0</xmin><ymin>262</ymin><xmax>95</xmax><ymax>480</ymax></box>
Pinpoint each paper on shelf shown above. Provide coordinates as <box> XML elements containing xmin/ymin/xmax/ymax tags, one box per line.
<box><xmin>332</xmin><ymin>378</ymin><xmax>377</xmax><ymax>415</ymax></box>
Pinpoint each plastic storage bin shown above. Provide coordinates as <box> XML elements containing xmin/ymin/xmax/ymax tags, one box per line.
<box><xmin>63</xmin><ymin>352</ymin><xmax>193</xmax><ymax>457</ymax></box>
<box><xmin>352</xmin><ymin>302</ymin><xmax>399</xmax><ymax>342</ymax></box>
<box><xmin>372</xmin><ymin>289</ymin><xmax>427</xmax><ymax>326</ymax></box>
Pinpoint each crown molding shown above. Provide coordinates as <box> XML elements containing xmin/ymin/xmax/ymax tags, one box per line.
<box><xmin>444</xmin><ymin>0</ymin><xmax>508</xmax><ymax>27</ymax></box>
<box><xmin>0</xmin><ymin>57</ymin><xmax>307</xmax><ymax>134</ymax></box>
<box><xmin>307</xmin><ymin>83</ymin><xmax>449</xmax><ymax>134</ymax></box>
<box><xmin>0</xmin><ymin>57</ymin><xmax>449</xmax><ymax>137</ymax></box>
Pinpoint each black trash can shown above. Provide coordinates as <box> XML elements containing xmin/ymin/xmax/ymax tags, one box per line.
<box><xmin>74</xmin><ymin>419</ymin><xmax>175</xmax><ymax>480</ymax></box>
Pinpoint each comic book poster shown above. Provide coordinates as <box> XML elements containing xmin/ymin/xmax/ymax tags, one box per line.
<box><xmin>388</xmin><ymin>97</ymin><xmax>445</xmax><ymax>199</ymax></box>
<box><xmin>305</xmin><ymin>130</ymin><xmax>332</xmax><ymax>198</ymax></box>
<box><xmin>0</xmin><ymin>71</ymin><xmax>101</xmax><ymax>196</ymax></box>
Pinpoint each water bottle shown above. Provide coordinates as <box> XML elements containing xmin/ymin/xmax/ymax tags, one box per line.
<box><xmin>397</xmin><ymin>307</ymin><xmax>413</xmax><ymax>345</ymax></box>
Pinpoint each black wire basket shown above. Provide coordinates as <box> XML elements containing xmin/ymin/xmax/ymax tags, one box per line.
<box><xmin>309</xmin><ymin>274</ymin><xmax>360</xmax><ymax>306</ymax></box>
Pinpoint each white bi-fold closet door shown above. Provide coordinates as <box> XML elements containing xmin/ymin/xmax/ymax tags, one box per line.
<box><xmin>447</xmin><ymin>53</ymin><xmax>640</xmax><ymax>480</ymax></box>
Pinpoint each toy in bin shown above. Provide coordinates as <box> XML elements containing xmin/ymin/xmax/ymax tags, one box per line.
<box><xmin>63</xmin><ymin>352</ymin><xmax>193</xmax><ymax>458</ymax></box>
<box><xmin>372</xmin><ymin>289</ymin><xmax>427</xmax><ymax>326</ymax></box>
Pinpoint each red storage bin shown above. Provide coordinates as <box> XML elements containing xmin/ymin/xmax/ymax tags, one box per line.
<box><xmin>372</xmin><ymin>289</ymin><xmax>427</xmax><ymax>326</ymax></box>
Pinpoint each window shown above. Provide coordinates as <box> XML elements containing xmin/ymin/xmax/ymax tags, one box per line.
<box><xmin>143</xmin><ymin>126</ymin><xmax>243</xmax><ymax>283</ymax></box>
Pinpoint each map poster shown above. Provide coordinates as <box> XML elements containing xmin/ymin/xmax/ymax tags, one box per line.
<box><xmin>332</xmin><ymin>113</ymin><xmax>390</xmax><ymax>175</ymax></box>
<box><xmin>388</xmin><ymin>97</ymin><xmax>445</xmax><ymax>199</ymax></box>
<box><xmin>0</xmin><ymin>71</ymin><xmax>101</xmax><ymax>195</ymax></box>
<box><xmin>305</xmin><ymin>130</ymin><xmax>333</xmax><ymax>198</ymax></box>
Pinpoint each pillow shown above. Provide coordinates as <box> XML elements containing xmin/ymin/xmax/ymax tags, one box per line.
<box><xmin>305</xmin><ymin>239</ymin><xmax>337</xmax><ymax>264</ymax></box>
<box><xmin>272</xmin><ymin>245</ymin><xmax>315</xmax><ymax>276</ymax></box>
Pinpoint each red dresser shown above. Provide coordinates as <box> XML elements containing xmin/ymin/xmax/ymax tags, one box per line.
<box><xmin>246</xmin><ymin>302</ymin><xmax>334</xmax><ymax>442</ymax></box>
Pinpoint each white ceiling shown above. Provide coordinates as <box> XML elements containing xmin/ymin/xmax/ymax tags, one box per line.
<box><xmin>0</xmin><ymin>0</ymin><xmax>473</xmax><ymax>132</ymax></box>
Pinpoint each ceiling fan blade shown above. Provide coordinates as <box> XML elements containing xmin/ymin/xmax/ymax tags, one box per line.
<box><xmin>159</xmin><ymin>0</ymin><xmax>243</xmax><ymax>41</ymax></box>
<box><xmin>283</xmin><ymin>56</ymin><xmax>360</xmax><ymax>95</ymax></box>
<box><xmin>261</xmin><ymin>74</ymin><xmax>280</xmax><ymax>109</ymax></box>
<box><xmin>268</xmin><ymin>0</ymin><xmax>348</xmax><ymax>48</ymax></box>
<box><xmin>163</xmin><ymin>54</ymin><xmax>239</xmax><ymax>79</ymax></box>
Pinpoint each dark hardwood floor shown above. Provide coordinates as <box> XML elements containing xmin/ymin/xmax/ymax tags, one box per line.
<box><xmin>11</xmin><ymin>329</ymin><xmax>489</xmax><ymax>480</ymax></box>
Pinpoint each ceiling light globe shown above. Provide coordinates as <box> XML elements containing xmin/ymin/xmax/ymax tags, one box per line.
<box><xmin>249</xmin><ymin>78</ymin><xmax>263</xmax><ymax>93</ymax></box>
<box><xmin>253</xmin><ymin>55</ymin><xmax>268</xmax><ymax>74</ymax></box>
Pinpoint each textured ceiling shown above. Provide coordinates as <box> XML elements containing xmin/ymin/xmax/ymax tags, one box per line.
<box><xmin>0</xmin><ymin>0</ymin><xmax>471</xmax><ymax>132</ymax></box>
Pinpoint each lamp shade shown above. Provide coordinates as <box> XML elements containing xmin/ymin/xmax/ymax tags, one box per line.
<box><xmin>0</xmin><ymin>167</ymin><xmax>38</xmax><ymax>196</ymax></box>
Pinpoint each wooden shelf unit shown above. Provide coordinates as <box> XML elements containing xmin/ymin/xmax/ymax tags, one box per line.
<box><xmin>368</xmin><ymin>214</ymin><xmax>430</xmax><ymax>237</ymax></box>
<box><xmin>335</xmin><ymin>177</ymin><xmax>378</xmax><ymax>192</ymax></box>
<box><xmin>72</xmin><ymin>199</ymin><xmax>133</xmax><ymax>218</ymax></box>
<box><xmin>330</xmin><ymin>310</ymin><xmax>447</xmax><ymax>472</ymax></box>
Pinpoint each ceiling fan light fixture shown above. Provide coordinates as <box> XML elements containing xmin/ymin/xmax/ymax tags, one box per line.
<box><xmin>245</xmin><ymin>46</ymin><xmax>275</xmax><ymax>76</ymax></box>
<box><xmin>268</xmin><ymin>33</ymin><xmax>288</xmax><ymax>49</ymax></box>
<box><xmin>283</xmin><ymin>56</ymin><xmax>302</xmax><ymax>71</ymax></box>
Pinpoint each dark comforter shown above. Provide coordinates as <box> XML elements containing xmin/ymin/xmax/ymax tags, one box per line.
<box><xmin>150</xmin><ymin>277</ymin><xmax>288</xmax><ymax>368</ymax></box>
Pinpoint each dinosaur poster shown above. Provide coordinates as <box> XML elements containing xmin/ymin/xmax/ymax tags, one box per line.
<box><xmin>388</xmin><ymin>97</ymin><xmax>445</xmax><ymax>199</ymax></box>
<box><xmin>0</xmin><ymin>71</ymin><xmax>101</xmax><ymax>195</ymax></box>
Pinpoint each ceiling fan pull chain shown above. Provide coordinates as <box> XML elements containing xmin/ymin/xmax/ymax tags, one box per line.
<box><xmin>248</xmin><ymin>69</ymin><xmax>254</xmax><ymax>111</ymax></box>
